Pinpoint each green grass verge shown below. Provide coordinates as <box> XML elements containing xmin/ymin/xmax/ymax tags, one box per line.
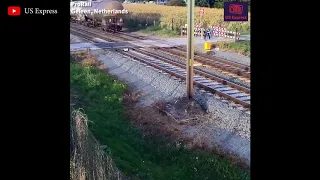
<box><xmin>216</xmin><ymin>40</ymin><xmax>250</xmax><ymax>57</ymax></box>
<box><xmin>136</xmin><ymin>26</ymin><xmax>181</xmax><ymax>37</ymax></box>
<box><xmin>70</xmin><ymin>58</ymin><xmax>250</xmax><ymax>180</ymax></box>
<box><xmin>124</xmin><ymin>18</ymin><xmax>180</xmax><ymax>37</ymax></box>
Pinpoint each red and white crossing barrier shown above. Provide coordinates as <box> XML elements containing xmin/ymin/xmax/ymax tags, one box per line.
<box><xmin>181</xmin><ymin>25</ymin><xmax>204</xmax><ymax>36</ymax></box>
<box><xmin>211</xmin><ymin>26</ymin><xmax>241</xmax><ymax>40</ymax></box>
<box><xmin>181</xmin><ymin>25</ymin><xmax>241</xmax><ymax>41</ymax></box>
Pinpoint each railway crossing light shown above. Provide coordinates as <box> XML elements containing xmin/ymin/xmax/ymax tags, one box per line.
<box><xmin>186</xmin><ymin>0</ymin><xmax>195</xmax><ymax>98</ymax></box>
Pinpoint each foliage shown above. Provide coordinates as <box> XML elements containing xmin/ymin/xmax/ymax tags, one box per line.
<box><xmin>137</xmin><ymin>26</ymin><xmax>181</xmax><ymax>37</ymax></box>
<box><xmin>194</xmin><ymin>0</ymin><xmax>215</xmax><ymax>7</ymax></box>
<box><xmin>123</xmin><ymin>4</ymin><xmax>250</xmax><ymax>32</ymax></box>
<box><xmin>168</xmin><ymin>0</ymin><xmax>186</xmax><ymax>6</ymax></box>
<box><xmin>216</xmin><ymin>40</ymin><xmax>250</xmax><ymax>56</ymax></box>
<box><xmin>70</xmin><ymin>59</ymin><xmax>250</xmax><ymax>180</ymax></box>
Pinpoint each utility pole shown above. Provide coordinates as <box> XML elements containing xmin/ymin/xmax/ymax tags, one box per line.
<box><xmin>186</xmin><ymin>0</ymin><xmax>195</xmax><ymax>98</ymax></box>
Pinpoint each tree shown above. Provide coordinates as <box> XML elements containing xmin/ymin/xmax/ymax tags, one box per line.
<box><xmin>196</xmin><ymin>0</ymin><xmax>207</xmax><ymax>7</ymax></box>
<box><xmin>168</xmin><ymin>0</ymin><xmax>186</xmax><ymax>6</ymax></box>
<box><xmin>208</xmin><ymin>0</ymin><xmax>214</xmax><ymax>8</ymax></box>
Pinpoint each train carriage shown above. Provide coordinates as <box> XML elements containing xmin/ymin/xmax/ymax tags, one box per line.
<box><xmin>70</xmin><ymin>0</ymin><xmax>125</xmax><ymax>32</ymax></box>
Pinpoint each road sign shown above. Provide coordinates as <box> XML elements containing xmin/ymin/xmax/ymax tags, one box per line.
<box><xmin>200</xmin><ymin>8</ymin><xmax>204</xmax><ymax>16</ymax></box>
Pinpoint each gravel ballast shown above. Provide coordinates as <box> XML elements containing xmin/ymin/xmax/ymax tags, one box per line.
<box><xmin>88</xmin><ymin>48</ymin><xmax>250</xmax><ymax>165</ymax></box>
<box><xmin>70</xmin><ymin>34</ymin><xmax>89</xmax><ymax>44</ymax></box>
<box><xmin>94</xmin><ymin>50</ymin><xmax>250</xmax><ymax>138</ymax></box>
<box><xmin>194</xmin><ymin>44</ymin><xmax>250</xmax><ymax>66</ymax></box>
<box><xmin>145</xmin><ymin>48</ymin><xmax>250</xmax><ymax>88</ymax></box>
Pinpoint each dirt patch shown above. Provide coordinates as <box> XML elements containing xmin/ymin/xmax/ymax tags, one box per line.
<box><xmin>123</xmin><ymin>90</ymin><xmax>183</xmax><ymax>140</ymax></box>
<box><xmin>155</xmin><ymin>97</ymin><xmax>206</xmax><ymax>124</ymax></box>
<box><xmin>123</xmin><ymin>92</ymin><xmax>249</xmax><ymax>169</ymax></box>
<box><xmin>71</xmin><ymin>50</ymin><xmax>105</xmax><ymax>70</ymax></box>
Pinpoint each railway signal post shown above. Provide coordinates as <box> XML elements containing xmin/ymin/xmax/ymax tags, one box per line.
<box><xmin>186</xmin><ymin>0</ymin><xmax>195</xmax><ymax>98</ymax></box>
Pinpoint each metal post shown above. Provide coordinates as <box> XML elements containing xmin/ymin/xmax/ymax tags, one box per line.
<box><xmin>171</xmin><ymin>18</ymin><xmax>174</xmax><ymax>31</ymax></box>
<box><xmin>114</xmin><ymin>17</ymin><xmax>116</xmax><ymax>33</ymax></box>
<box><xmin>200</xmin><ymin>16</ymin><xmax>203</xmax><ymax>39</ymax></box>
<box><xmin>236</xmin><ymin>28</ymin><xmax>238</xmax><ymax>41</ymax></box>
<box><xmin>186</xmin><ymin>0</ymin><xmax>195</xmax><ymax>98</ymax></box>
<box><xmin>92</xmin><ymin>12</ymin><xmax>95</xmax><ymax>27</ymax></box>
<box><xmin>234</xmin><ymin>28</ymin><xmax>238</xmax><ymax>42</ymax></box>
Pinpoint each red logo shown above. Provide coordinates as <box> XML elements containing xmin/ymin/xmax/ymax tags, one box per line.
<box><xmin>8</xmin><ymin>6</ymin><xmax>21</xmax><ymax>16</ymax></box>
<box><xmin>229</xmin><ymin>4</ymin><xmax>243</xmax><ymax>14</ymax></box>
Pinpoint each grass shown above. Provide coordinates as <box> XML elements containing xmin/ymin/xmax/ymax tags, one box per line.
<box><xmin>124</xmin><ymin>18</ymin><xmax>180</xmax><ymax>37</ymax></box>
<box><xmin>136</xmin><ymin>26</ymin><xmax>181</xmax><ymax>37</ymax></box>
<box><xmin>123</xmin><ymin>4</ymin><xmax>250</xmax><ymax>37</ymax></box>
<box><xmin>240</xmin><ymin>32</ymin><xmax>250</xmax><ymax>35</ymax></box>
<box><xmin>70</xmin><ymin>57</ymin><xmax>250</xmax><ymax>180</ymax></box>
<box><xmin>70</xmin><ymin>106</ymin><xmax>126</xmax><ymax>180</ymax></box>
<box><xmin>216</xmin><ymin>40</ymin><xmax>250</xmax><ymax>57</ymax></box>
<box><xmin>123</xmin><ymin>4</ymin><xmax>250</xmax><ymax>33</ymax></box>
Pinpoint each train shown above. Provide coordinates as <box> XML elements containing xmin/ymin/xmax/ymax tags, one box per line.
<box><xmin>70</xmin><ymin>0</ymin><xmax>127</xmax><ymax>32</ymax></box>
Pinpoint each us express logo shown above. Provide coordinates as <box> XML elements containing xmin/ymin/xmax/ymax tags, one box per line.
<box><xmin>229</xmin><ymin>4</ymin><xmax>243</xmax><ymax>14</ymax></box>
<box><xmin>224</xmin><ymin>2</ymin><xmax>248</xmax><ymax>21</ymax></box>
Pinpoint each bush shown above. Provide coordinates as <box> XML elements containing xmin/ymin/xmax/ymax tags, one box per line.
<box><xmin>168</xmin><ymin>0</ymin><xmax>186</xmax><ymax>6</ymax></box>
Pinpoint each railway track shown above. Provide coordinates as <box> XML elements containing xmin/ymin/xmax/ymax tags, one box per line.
<box><xmin>70</xmin><ymin>25</ymin><xmax>250</xmax><ymax>108</ymax></box>
<box><xmin>70</xmin><ymin>26</ymin><xmax>120</xmax><ymax>42</ymax></box>
<box><xmin>71</xmin><ymin>23</ymin><xmax>137</xmax><ymax>42</ymax></box>
<box><xmin>175</xmin><ymin>46</ymin><xmax>250</xmax><ymax>71</ymax></box>
<box><xmin>71</xmin><ymin>23</ymin><xmax>250</xmax><ymax>81</ymax></box>
<box><xmin>117</xmin><ymin>31</ymin><xmax>148</xmax><ymax>40</ymax></box>
<box><xmin>101</xmin><ymin>28</ymin><xmax>251</xmax><ymax>75</ymax></box>
<box><xmin>153</xmin><ymin>47</ymin><xmax>250</xmax><ymax>80</ymax></box>
<box><xmin>120</xmin><ymin>35</ymin><xmax>251</xmax><ymax>76</ymax></box>
<box><xmin>115</xmin><ymin>49</ymin><xmax>250</xmax><ymax>108</ymax></box>
<box><xmin>131</xmin><ymin>48</ymin><xmax>250</xmax><ymax>93</ymax></box>
<box><xmin>70</xmin><ymin>29</ymin><xmax>99</xmax><ymax>43</ymax></box>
